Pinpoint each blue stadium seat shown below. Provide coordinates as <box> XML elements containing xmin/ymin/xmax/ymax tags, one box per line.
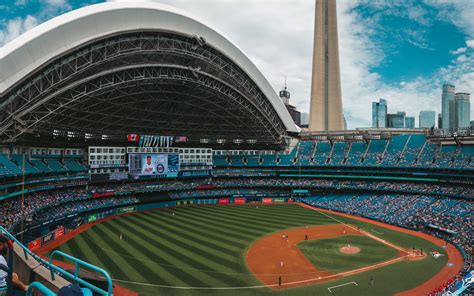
<box><xmin>345</xmin><ymin>142</ymin><xmax>366</xmax><ymax>166</ymax></box>
<box><xmin>63</xmin><ymin>160</ymin><xmax>87</xmax><ymax>172</ymax></box>
<box><xmin>46</xmin><ymin>160</ymin><xmax>67</xmax><ymax>172</ymax></box>
<box><xmin>11</xmin><ymin>154</ymin><xmax>39</xmax><ymax>175</ymax></box>
<box><xmin>329</xmin><ymin>142</ymin><xmax>349</xmax><ymax>165</ymax></box>
<box><xmin>363</xmin><ymin>139</ymin><xmax>387</xmax><ymax>165</ymax></box>
<box><xmin>314</xmin><ymin>142</ymin><xmax>331</xmax><ymax>165</ymax></box>
<box><xmin>30</xmin><ymin>159</ymin><xmax>53</xmax><ymax>173</ymax></box>
<box><xmin>0</xmin><ymin>155</ymin><xmax>22</xmax><ymax>176</ymax></box>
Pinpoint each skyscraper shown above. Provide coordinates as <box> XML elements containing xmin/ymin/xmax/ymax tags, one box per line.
<box><xmin>309</xmin><ymin>0</ymin><xmax>344</xmax><ymax>131</ymax></box>
<box><xmin>405</xmin><ymin>116</ymin><xmax>415</xmax><ymax>129</ymax></box>
<box><xmin>454</xmin><ymin>93</ymin><xmax>470</xmax><ymax>128</ymax></box>
<box><xmin>387</xmin><ymin>112</ymin><xmax>406</xmax><ymax>128</ymax></box>
<box><xmin>419</xmin><ymin>111</ymin><xmax>436</xmax><ymax>128</ymax></box>
<box><xmin>372</xmin><ymin>98</ymin><xmax>387</xmax><ymax>128</ymax></box>
<box><xmin>441</xmin><ymin>84</ymin><xmax>455</xmax><ymax>128</ymax></box>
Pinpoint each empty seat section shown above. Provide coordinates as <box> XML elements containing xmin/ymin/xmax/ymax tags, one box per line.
<box><xmin>278</xmin><ymin>155</ymin><xmax>294</xmax><ymax>166</ymax></box>
<box><xmin>0</xmin><ymin>154</ymin><xmax>22</xmax><ymax>176</ymax></box>
<box><xmin>246</xmin><ymin>157</ymin><xmax>260</xmax><ymax>166</ymax></box>
<box><xmin>260</xmin><ymin>155</ymin><xmax>277</xmax><ymax>166</ymax></box>
<box><xmin>30</xmin><ymin>159</ymin><xmax>53</xmax><ymax>173</ymax></box>
<box><xmin>63</xmin><ymin>160</ymin><xmax>87</xmax><ymax>172</ymax></box>
<box><xmin>46</xmin><ymin>159</ymin><xmax>67</xmax><ymax>172</ymax></box>
<box><xmin>11</xmin><ymin>154</ymin><xmax>39</xmax><ymax>174</ymax></box>
<box><xmin>213</xmin><ymin>155</ymin><xmax>229</xmax><ymax>167</ymax></box>
<box><xmin>230</xmin><ymin>156</ymin><xmax>245</xmax><ymax>166</ymax></box>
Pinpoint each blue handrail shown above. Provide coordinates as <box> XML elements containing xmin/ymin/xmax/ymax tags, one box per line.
<box><xmin>49</xmin><ymin>250</ymin><xmax>113</xmax><ymax>296</ymax></box>
<box><xmin>0</xmin><ymin>227</ymin><xmax>113</xmax><ymax>296</ymax></box>
<box><xmin>26</xmin><ymin>282</ymin><xmax>55</xmax><ymax>296</ymax></box>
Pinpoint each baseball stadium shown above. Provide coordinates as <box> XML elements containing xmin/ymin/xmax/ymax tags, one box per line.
<box><xmin>0</xmin><ymin>1</ymin><xmax>472</xmax><ymax>296</ymax></box>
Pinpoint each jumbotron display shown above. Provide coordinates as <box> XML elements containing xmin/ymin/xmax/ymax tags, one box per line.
<box><xmin>128</xmin><ymin>153</ymin><xmax>180</xmax><ymax>177</ymax></box>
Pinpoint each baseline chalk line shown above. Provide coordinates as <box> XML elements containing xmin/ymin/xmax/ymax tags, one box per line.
<box><xmin>328</xmin><ymin>281</ymin><xmax>358</xmax><ymax>293</ymax></box>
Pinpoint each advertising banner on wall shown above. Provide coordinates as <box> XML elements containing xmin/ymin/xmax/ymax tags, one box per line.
<box><xmin>55</xmin><ymin>227</ymin><xmax>65</xmax><ymax>239</ymax></box>
<box><xmin>234</xmin><ymin>198</ymin><xmax>246</xmax><ymax>204</ymax></box>
<box><xmin>273</xmin><ymin>198</ymin><xmax>285</xmax><ymax>203</ymax></box>
<box><xmin>218</xmin><ymin>198</ymin><xmax>229</xmax><ymax>205</ymax></box>
<box><xmin>87</xmin><ymin>214</ymin><xmax>98</xmax><ymax>223</ymax></box>
<box><xmin>41</xmin><ymin>232</ymin><xmax>55</xmax><ymax>245</ymax></box>
<box><xmin>117</xmin><ymin>206</ymin><xmax>137</xmax><ymax>214</ymax></box>
<box><xmin>262</xmin><ymin>198</ymin><xmax>273</xmax><ymax>204</ymax></box>
<box><xmin>28</xmin><ymin>239</ymin><xmax>41</xmax><ymax>251</ymax></box>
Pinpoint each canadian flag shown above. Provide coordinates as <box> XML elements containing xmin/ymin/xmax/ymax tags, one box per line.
<box><xmin>127</xmin><ymin>134</ymin><xmax>140</xmax><ymax>142</ymax></box>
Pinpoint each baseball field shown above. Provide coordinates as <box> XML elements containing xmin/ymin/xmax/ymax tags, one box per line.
<box><xmin>44</xmin><ymin>204</ymin><xmax>459</xmax><ymax>295</ymax></box>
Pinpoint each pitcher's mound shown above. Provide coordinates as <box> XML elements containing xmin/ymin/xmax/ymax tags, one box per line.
<box><xmin>340</xmin><ymin>246</ymin><xmax>360</xmax><ymax>254</ymax></box>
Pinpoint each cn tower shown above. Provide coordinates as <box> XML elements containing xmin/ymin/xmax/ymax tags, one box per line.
<box><xmin>309</xmin><ymin>0</ymin><xmax>344</xmax><ymax>131</ymax></box>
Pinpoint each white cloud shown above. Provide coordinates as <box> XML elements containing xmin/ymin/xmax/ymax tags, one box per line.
<box><xmin>428</xmin><ymin>0</ymin><xmax>474</xmax><ymax>37</ymax></box>
<box><xmin>467</xmin><ymin>40</ymin><xmax>474</xmax><ymax>48</ymax></box>
<box><xmin>0</xmin><ymin>15</ymin><xmax>38</xmax><ymax>46</ymax></box>
<box><xmin>451</xmin><ymin>47</ymin><xmax>467</xmax><ymax>55</ymax></box>
<box><xmin>44</xmin><ymin>0</ymin><xmax>68</xmax><ymax>6</ymax></box>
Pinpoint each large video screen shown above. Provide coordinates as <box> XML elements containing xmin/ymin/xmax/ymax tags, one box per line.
<box><xmin>128</xmin><ymin>153</ymin><xmax>180</xmax><ymax>177</ymax></box>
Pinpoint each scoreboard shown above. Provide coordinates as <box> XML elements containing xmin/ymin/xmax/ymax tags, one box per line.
<box><xmin>128</xmin><ymin>153</ymin><xmax>180</xmax><ymax>177</ymax></box>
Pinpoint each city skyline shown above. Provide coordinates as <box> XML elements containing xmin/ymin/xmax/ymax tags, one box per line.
<box><xmin>0</xmin><ymin>0</ymin><xmax>473</xmax><ymax>129</ymax></box>
<box><xmin>370</xmin><ymin>84</ymin><xmax>471</xmax><ymax>129</ymax></box>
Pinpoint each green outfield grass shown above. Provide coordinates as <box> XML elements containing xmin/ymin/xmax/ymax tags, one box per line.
<box><xmin>298</xmin><ymin>234</ymin><xmax>400</xmax><ymax>272</ymax></box>
<box><xmin>53</xmin><ymin>204</ymin><xmax>448</xmax><ymax>295</ymax></box>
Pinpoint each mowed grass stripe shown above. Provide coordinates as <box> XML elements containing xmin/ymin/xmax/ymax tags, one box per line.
<box><xmin>191</xmin><ymin>204</ymin><xmax>331</xmax><ymax>226</ymax></box>
<box><xmin>123</xmin><ymin>214</ymin><xmax>242</xmax><ymax>274</ymax></box>
<box><xmin>157</xmin><ymin>207</ymin><xmax>275</xmax><ymax>236</ymax></box>
<box><xmin>200</xmin><ymin>204</ymin><xmax>331</xmax><ymax>222</ymax></box>
<box><xmin>86</xmin><ymin>224</ymin><xmax>145</xmax><ymax>280</ymax></box>
<box><xmin>79</xmin><ymin>226</ymin><xmax>135</xmax><ymax>281</ymax></box>
<box><xmin>135</xmin><ymin>213</ymin><xmax>239</xmax><ymax>262</ymax></box>
<box><xmin>114</xmin><ymin>216</ymin><xmax>242</xmax><ymax>287</ymax></box>
<box><xmin>222</xmin><ymin>204</ymin><xmax>336</xmax><ymax>224</ymax></box>
<box><xmin>187</xmin><ymin>205</ymin><xmax>316</xmax><ymax>230</ymax></box>
<box><xmin>149</xmin><ymin>210</ymin><xmax>254</xmax><ymax>245</ymax></box>
<box><xmin>153</xmin><ymin>208</ymin><xmax>268</xmax><ymax>240</ymax></box>
<box><xmin>102</xmin><ymin>219</ymin><xmax>196</xmax><ymax>286</ymax></box>
<box><xmin>92</xmin><ymin>221</ymin><xmax>187</xmax><ymax>286</ymax></box>
<box><xmin>141</xmin><ymin>211</ymin><xmax>246</xmax><ymax>252</ymax></box>
<box><xmin>174</xmin><ymin>205</ymin><xmax>312</xmax><ymax>235</ymax></box>
<box><xmin>184</xmin><ymin>206</ymin><xmax>298</xmax><ymax>229</ymax></box>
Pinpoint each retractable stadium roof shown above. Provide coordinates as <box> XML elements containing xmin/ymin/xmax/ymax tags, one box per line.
<box><xmin>0</xmin><ymin>1</ymin><xmax>298</xmax><ymax>147</ymax></box>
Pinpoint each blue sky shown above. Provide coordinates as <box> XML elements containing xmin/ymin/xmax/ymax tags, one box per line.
<box><xmin>1</xmin><ymin>0</ymin><xmax>473</xmax><ymax>128</ymax></box>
